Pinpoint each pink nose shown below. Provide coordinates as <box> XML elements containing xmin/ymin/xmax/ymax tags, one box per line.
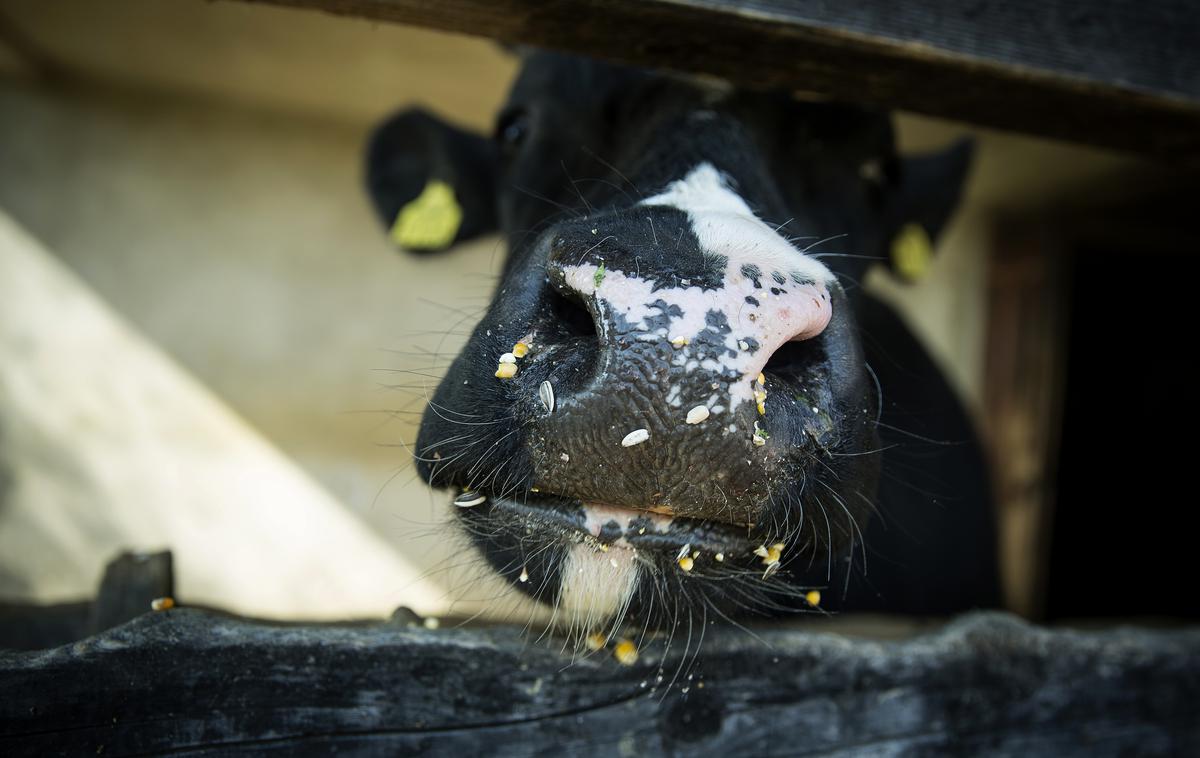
<box><xmin>558</xmin><ymin>260</ymin><xmax>832</xmax><ymax>411</ymax></box>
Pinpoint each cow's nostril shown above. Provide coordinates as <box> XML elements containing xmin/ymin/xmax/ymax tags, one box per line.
<box><xmin>546</xmin><ymin>287</ymin><xmax>597</xmax><ymax>340</ymax></box>
<box><xmin>762</xmin><ymin>332</ymin><xmax>826</xmax><ymax>376</ymax></box>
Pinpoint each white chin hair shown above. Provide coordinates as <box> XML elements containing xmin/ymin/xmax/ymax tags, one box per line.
<box><xmin>556</xmin><ymin>543</ymin><xmax>639</xmax><ymax>638</ymax></box>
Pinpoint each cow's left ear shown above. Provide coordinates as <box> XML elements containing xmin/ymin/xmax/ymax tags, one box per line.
<box><xmin>365</xmin><ymin>108</ymin><xmax>498</xmax><ymax>253</ymax></box>
<box><xmin>881</xmin><ymin>138</ymin><xmax>974</xmax><ymax>282</ymax></box>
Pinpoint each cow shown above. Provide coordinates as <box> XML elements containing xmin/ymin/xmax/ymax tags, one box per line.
<box><xmin>366</xmin><ymin>51</ymin><xmax>1000</xmax><ymax>642</ymax></box>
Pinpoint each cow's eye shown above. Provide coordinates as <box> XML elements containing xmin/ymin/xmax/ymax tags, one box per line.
<box><xmin>494</xmin><ymin>108</ymin><xmax>530</xmax><ymax>155</ymax></box>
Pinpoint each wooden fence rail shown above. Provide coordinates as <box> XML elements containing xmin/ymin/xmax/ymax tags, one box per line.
<box><xmin>4</xmin><ymin>601</ymin><xmax>1199</xmax><ymax>754</ymax></box>
<box><xmin>239</xmin><ymin>0</ymin><xmax>1200</xmax><ymax>163</ymax></box>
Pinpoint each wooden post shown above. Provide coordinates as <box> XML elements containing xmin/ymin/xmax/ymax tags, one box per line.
<box><xmin>983</xmin><ymin>223</ymin><xmax>1070</xmax><ymax>619</ymax></box>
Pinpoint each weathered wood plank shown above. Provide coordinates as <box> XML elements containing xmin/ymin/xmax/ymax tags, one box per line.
<box><xmin>2</xmin><ymin>608</ymin><xmax>1198</xmax><ymax>755</ymax></box>
<box><xmin>983</xmin><ymin>226</ymin><xmax>1070</xmax><ymax>620</ymax></box>
<box><xmin>236</xmin><ymin>0</ymin><xmax>1200</xmax><ymax>162</ymax></box>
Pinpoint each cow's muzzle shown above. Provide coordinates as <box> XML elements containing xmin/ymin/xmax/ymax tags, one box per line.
<box><xmin>501</xmin><ymin>217</ymin><xmax>854</xmax><ymax>528</ymax></box>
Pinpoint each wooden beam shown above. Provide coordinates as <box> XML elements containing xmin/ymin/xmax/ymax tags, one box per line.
<box><xmin>236</xmin><ymin>0</ymin><xmax>1200</xmax><ymax>163</ymax></box>
<box><xmin>4</xmin><ymin>607</ymin><xmax>1199</xmax><ymax>754</ymax></box>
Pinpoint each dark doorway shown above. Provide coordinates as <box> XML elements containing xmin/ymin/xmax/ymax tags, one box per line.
<box><xmin>1045</xmin><ymin>243</ymin><xmax>1196</xmax><ymax>621</ymax></box>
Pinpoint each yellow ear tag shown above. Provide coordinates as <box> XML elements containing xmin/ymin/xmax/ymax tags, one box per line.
<box><xmin>390</xmin><ymin>180</ymin><xmax>463</xmax><ymax>250</ymax></box>
<box><xmin>891</xmin><ymin>222</ymin><xmax>934</xmax><ymax>283</ymax></box>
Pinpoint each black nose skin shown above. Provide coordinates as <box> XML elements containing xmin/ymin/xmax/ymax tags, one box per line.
<box><xmin>521</xmin><ymin>224</ymin><xmax>750</xmax><ymax>520</ymax></box>
<box><xmin>415</xmin><ymin>218</ymin><xmax>878</xmax><ymax>545</ymax></box>
<box><xmin>523</xmin><ymin>287</ymin><xmax>872</xmax><ymax>527</ymax></box>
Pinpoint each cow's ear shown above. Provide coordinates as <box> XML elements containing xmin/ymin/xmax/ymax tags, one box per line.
<box><xmin>882</xmin><ymin>138</ymin><xmax>974</xmax><ymax>283</ymax></box>
<box><xmin>365</xmin><ymin>108</ymin><xmax>498</xmax><ymax>253</ymax></box>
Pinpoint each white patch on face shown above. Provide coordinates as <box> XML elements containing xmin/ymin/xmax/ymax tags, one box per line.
<box><xmin>558</xmin><ymin>543</ymin><xmax>639</xmax><ymax>635</ymax></box>
<box><xmin>639</xmin><ymin>163</ymin><xmax>832</xmax><ymax>286</ymax></box>
<box><xmin>558</xmin><ymin>163</ymin><xmax>835</xmax><ymax>410</ymax></box>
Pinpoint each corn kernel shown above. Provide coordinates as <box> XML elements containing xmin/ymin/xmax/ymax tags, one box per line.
<box><xmin>755</xmin><ymin>543</ymin><xmax>783</xmax><ymax>565</ymax></box>
<box><xmin>678</xmin><ymin>556</ymin><xmax>694</xmax><ymax>572</ymax></box>
<box><xmin>495</xmin><ymin>362</ymin><xmax>518</xmax><ymax>379</ymax></box>
<box><xmin>454</xmin><ymin>491</ymin><xmax>486</xmax><ymax>508</ymax></box>
<box><xmin>150</xmin><ymin>596</ymin><xmax>174</xmax><ymax>612</ymax></box>
<box><xmin>621</xmin><ymin>428</ymin><xmax>650</xmax><ymax>447</ymax></box>
<box><xmin>614</xmin><ymin>639</ymin><xmax>639</xmax><ymax>665</ymax></box>
<box><xmin>585</xmin><ymin>632</ymin><xmax>607</xmax><ymax>651</ymax></box>
<box><xmin>512</xmin><ymin>342</ymin><xmax>530</xmax><ymax>358</ymax></box>
<box><xmin>539</xmin><ymin>380</ymin><xmax>556</xmax><ymax>413</ymax></box>
<box><xmin>806</xmin><ymin>590</ymin><xmax>821</xmax><ymax>607</ymax></box>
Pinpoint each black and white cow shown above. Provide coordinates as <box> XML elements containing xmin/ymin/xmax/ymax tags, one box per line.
<box><xmin>367</xmin><ymin>51</ymin><xmax>999</xmax><ymax>638</ymax></box>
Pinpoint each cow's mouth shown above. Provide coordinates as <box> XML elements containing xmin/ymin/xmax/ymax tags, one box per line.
<box><xmin>456</xmin><ymin>489</ymin><xmax>769</xmax><ymax>560</ymax></box>
<box><xmin>452</xmin><ymin>484</ymin><xmax>823</xmax><ymax>628</ymax></box>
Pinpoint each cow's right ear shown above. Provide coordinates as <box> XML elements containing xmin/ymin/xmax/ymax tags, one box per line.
<box><xmin>365</xmin><ymin>108</ymin><xmax>498</xmax><ymax>253</ymax></box>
